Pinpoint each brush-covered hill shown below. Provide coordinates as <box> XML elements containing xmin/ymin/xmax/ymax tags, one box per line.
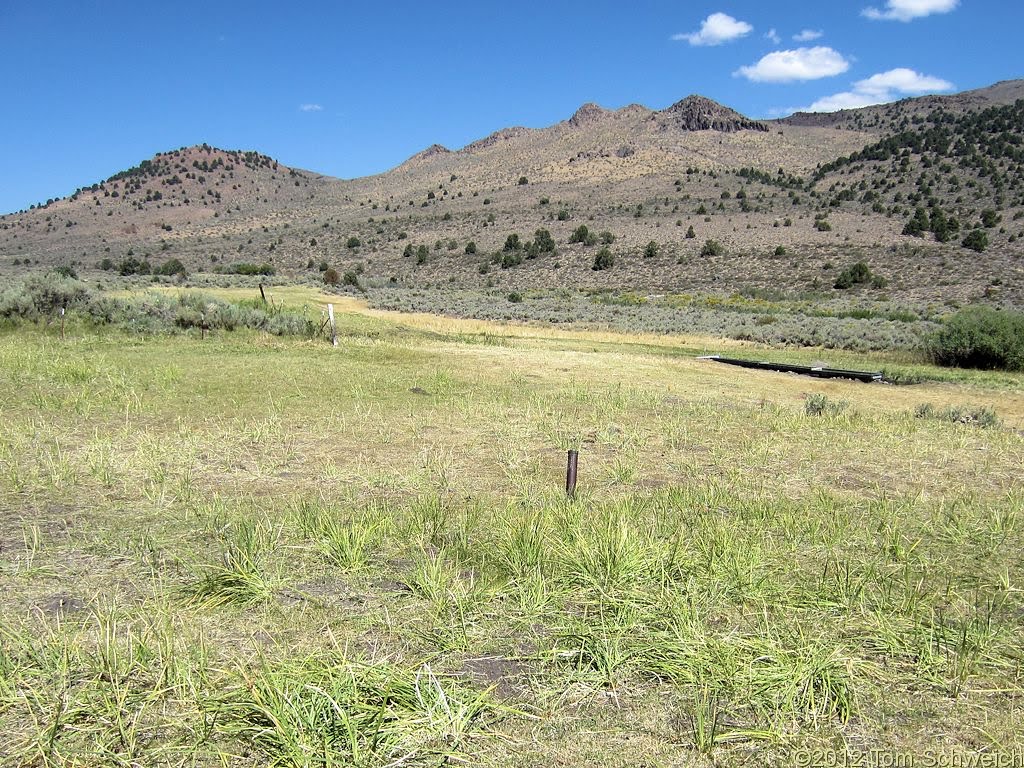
<box><xmin>0</xmin><ymin>145</ymin><xmax>331</xmax><ymax>265</ymax></box>
<box><xmin>807</xmin><ymin>99</ymin><xmax>1024</xmax><ymax>239</ymax></box>
<box><xmin>1</xmin><ymin>82</ymin><xmax>1022</xmax><ymax>304</ymax></box>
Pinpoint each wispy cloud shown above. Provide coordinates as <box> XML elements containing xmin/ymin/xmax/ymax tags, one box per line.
<box><xmin>793</xmin><ymin>29</ymin><xmax>823</xmax><ymax>41</ymax></box>
<box><xmin>863</xmin><ymin>0</ymin><xmax>958</xmax><ymax>22</ymax></box>
<box><xmin>765</xmin><ymin>28</ymin><xmax>781</xmax><ymax>44</ymax></box>
<box><xmin>673</xmin><ymin>12</ymin><xmax>753</xmax><ymax>46</ymax></box>
<box><xmin>299</xmin><ymin>104</ymin><xmax>323</xmax><ymax>113</ymax></box>
<box><xmin>798</xmin><ymin>68</ymin><xmax>954</xmax><ymax>112</ymax></box>
<box><xmin>736</xmin><ymin>46</ymin><xmax>849</xmax><ymax>83</ymax></box>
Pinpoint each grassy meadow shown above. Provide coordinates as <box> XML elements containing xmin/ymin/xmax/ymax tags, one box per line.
<box><xmin>1</xmin><ymin>290</ymin><xmax>1023</xmax><ymax>766</ymax></box>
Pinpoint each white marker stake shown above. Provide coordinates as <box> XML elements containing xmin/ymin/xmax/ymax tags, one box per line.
<box><xmin>328</xmin><ymin>304</ymin><xmax>338</xmax><ymax>347</ymax></box>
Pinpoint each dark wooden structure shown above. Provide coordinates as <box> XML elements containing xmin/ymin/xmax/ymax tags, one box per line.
<box><xmin>699</xmin><ymin>355</ymin><xmax>882</xmax><ymax>383</ymax></box>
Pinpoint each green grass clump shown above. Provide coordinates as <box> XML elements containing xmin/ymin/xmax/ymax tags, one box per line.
<box><xmin>804</xmin><ymin>393</ymin><xmax>849</xmax><ymax>416</ymax></box>
<box><xmin>213</xmin><ymin>655</ymin><xmax>495</xmax><ymax>766</ymax></box>
<box><xmin>914</xmin><ymin>402</ymin><xmax>1000</xmax><ymax>428</ymax></box>
<box><xmin>188</xmin><ymin>518</ymin><xmax>279</xmax><ymax>606</ymax></box>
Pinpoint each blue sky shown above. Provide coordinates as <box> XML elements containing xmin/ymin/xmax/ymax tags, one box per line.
<box><xmin>1</xmin><ymin>0</ymin><xmax>1020</xmax><ymax>214</ymax></box>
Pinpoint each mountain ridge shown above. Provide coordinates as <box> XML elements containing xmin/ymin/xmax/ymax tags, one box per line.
<box><xmin>1</xmin><ymin>79</ymin><xmax>1022</xmax><ymax>306</ymax></box>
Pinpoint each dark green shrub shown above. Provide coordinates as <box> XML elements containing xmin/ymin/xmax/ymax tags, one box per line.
<box><xmin>592</xmin><ymin>248</ymin><xmax>614</xmax><ymax>271</ymax></box>
<box><xmin>507</xmin><ymin>291</ymin><xmax>523</xmax><ymax>303</ymax></box>
<box><xmin>700</xmin><ymin>239</ymin><xmax>723</xmax><ymax>257</ymax></box>
<box><xmin>568</xmin><ymin>225</ymin><xmax>591</xmax><ymax>245</ymax></box>
<box><xmin>503</xmin><ymin>234</ymin><xmax>521</xmax><ymax>252</ymax></box>
<box><xmin>643</xmin><ymin>241</ymin><xmax>659</xmax><ymax>258</ymax></box>
<box><xmin>346</xmin><ymin>236</ymin><xmax>361</xmax><ymax>249</ymax></box>
<box><xmin>465</xmin><ymin>241</ymin><xmax>477</xmax><ymax>254</ymax></box>
<box><xmin>962</xmin><ymin>229</ymin><xmax>988</xmax><ymax>252</ymax></box>
<box><xmin>156</xmin><ymin>258</ymin><xmax>187</xmax><ymax>277</ymax></box>
<box><xmin>902</xmin><ymin>207</ymin><xmax>929</xmax><ymax>237</ymax></box>
<box><xmin>225</xmin><ymin>262</ymin><xmax>275</xmax><ymax>276</ymax></box>
<box><xmin>534</xmin><ymin>228</ymin><xmax>555</xmax><ymax>253</ymax></box>
<box><xmin>500</xmin><ymin>251</ymin><xmax>523</xmax><ymax>269</ymax></box>
<box><xmin>928</xmin><ymin>306</ymin><xmax>1024</xmax><ymax>371</ymax></box>
<box><xmin>834</xmin><ymin>261</ymin><xmax>873</xmax><ymax>289</ymax></box>
<box><xmin>119</xmin><ymin>257</ymin><xmax>152</xmax><ymax>276</ymax></box>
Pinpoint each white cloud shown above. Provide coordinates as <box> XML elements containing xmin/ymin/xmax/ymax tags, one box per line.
<box><xmin>799</xmin><ymin>67</ymin><xmax>954</xmax><ymax>112</ymax></box>
<box><xmin>854</xmin><ymin>68</ymin><xmax>954</xmax><ymax>95</ymax></box>
<box><xmin>299</xmin><ymin>104</ymin><xmax>323</xmax><ymax>112</ymax></box>
<box><xmin>673</xmin><ymin>12</ymin><xmax>753</xmax><ymax>46</ymax></box>
<box><xmin>736</xmin><ymin>46</ymin><xmax>849</xmax><ymax>83</ymax></box>
<box><xmin>803</xmin><ymin>91</ymin><xmax>887</xmax><ymax>112</ymax></box>
<box><xmin>862</xmin><ymin>0</ymin><xmax>958</xmax><ymax>21</ymax></box>
<box><xmin>793</xmin><ymin>29</ymin><xmax>823</xmax><ymax>41</ymax></box>
<box><xmin>765</xmin><ymin>28</ymin><xmax>781</xmax><ymax>44</ymax></box>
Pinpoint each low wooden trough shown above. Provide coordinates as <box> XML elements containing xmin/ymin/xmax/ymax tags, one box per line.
<box><xmin>699</xmin><ymin>355</ymin><xmax>882</xmax><ymax>383</ymax></box>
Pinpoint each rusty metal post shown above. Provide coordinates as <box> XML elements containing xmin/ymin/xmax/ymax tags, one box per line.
<box><xmin>566</xmin><ymin>450</ymin><xmax>578</xmax><ymax>499</ymax></box>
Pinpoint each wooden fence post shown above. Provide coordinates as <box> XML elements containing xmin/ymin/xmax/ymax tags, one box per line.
<box><xmin>566</xmin><ymin>450</ymin><xmax>578</xmax><ymax>499</ymax></box>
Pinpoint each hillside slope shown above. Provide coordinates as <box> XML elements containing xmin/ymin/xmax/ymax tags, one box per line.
<box><xmin>1</xmin><ymin>82</ymin><xmax>1022</xmax><ymax>304</ymax></box>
